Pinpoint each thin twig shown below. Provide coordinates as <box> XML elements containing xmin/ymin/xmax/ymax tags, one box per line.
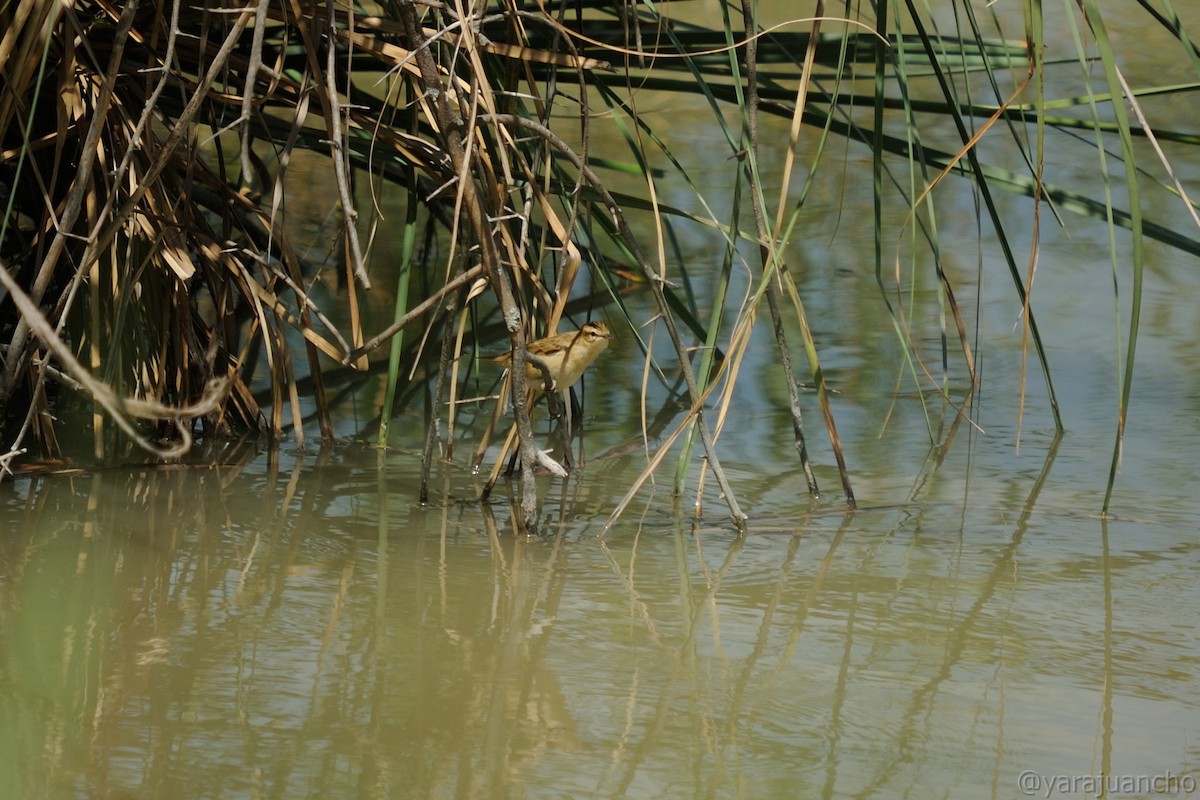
<box><xmin>348</xmin><ymin>264</ymin><xmax>486</xmax><ymax>362</ymax></box>
<box><xmin>0</xmin><ymin>256</ymin><xmax>230</xmax><ymax>458</ymax></box>
<box><xmin>739</xmin><ymin>1</ymin><xmax>822</xmax><ymax>499</ymax></box>
<box><xmin>397</xmin><ymin>0</ymin><xmax>545</xmax><ymax>533</ymax></box>
<box><xmin>239</xmin><ymin>0</ymin><xmax>273</xmax><ymax>184</ymax></box>
<box><xmin>0</xmin><ymin>0</ymin><xmax>144</xmax><ymax>399</ymax></box>
<box><xmin>420</xmin><ymin>278</ymin><xmax>462</xmax><ymax>503</ymax></box>
<box><xmin>323</xmin><ymin>0</ymin><xmax>371</xmax><ymax>289</ymax></box>
<box><xmin>479</xmin><ymin>112</ymin><xmax>748</xmax><ymax>525</ymax></box>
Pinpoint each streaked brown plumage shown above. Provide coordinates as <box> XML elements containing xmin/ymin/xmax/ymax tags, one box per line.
<box><xmin>493</xmin><ymin>321</ymin><xmax>613</xmax><ymax>394</ymax></box>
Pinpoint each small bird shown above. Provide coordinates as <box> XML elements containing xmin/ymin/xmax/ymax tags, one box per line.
<box><xmin>494</xmin><ymin>320</ymin><xmax>613</xmax><ymax>395</ymax></box>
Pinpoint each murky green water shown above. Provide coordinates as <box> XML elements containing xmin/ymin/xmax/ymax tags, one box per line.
<box><xmin>4</xmin><ymin>415</ymin><xmax>1200</xmax><ymax>799</ymax></box>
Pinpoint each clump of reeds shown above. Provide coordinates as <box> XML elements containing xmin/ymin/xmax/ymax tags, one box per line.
<box><xmin>3</xmin><ymin>1</ymin><xmax>1198</xmax><ymax>527</ymax></box>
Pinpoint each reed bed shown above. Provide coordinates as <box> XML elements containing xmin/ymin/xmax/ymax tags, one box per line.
<box><xmin>2</xmin><ymin>0</ymin><xmax>1198</xmax><ymax>528</ymax></box>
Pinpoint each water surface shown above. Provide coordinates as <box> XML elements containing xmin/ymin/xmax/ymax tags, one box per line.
<box><xmin>3</xmin><ymin>412</ymin><xmax>1199</xmax><ymax>799</ymax></box>
<box><xmin>4</xmin><ymin>3</ymin><xmax>1200</xmax><ymax>797</ymax></box>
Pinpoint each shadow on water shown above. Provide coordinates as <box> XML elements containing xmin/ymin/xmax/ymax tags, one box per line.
<box><xmin>3</xmin><ymin>429</ymin><xmax>1199</xmax><ymax>799</ymax></box>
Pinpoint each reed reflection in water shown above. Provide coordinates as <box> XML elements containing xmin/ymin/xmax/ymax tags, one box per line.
<box><xmin>1</xmin><ymin>449</ymin><xmax>1198</xmax><ymax>799</ymax></box>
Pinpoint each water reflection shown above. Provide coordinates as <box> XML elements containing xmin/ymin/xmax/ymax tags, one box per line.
<box><xmin>2</xmin><ymin>447</ymin><xmax>1198</xmax><ymax>799</ymax></box>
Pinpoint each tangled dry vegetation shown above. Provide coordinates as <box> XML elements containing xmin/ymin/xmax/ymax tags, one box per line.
<box><xmin>5</xmin><ymin>0</ymin><xmax>1196</xmax><ymax>527</ymax></box>
<box><xmin>3</xmin><ymin>0</ymin><xmax>802</xmax><ymax>529</ymax></box>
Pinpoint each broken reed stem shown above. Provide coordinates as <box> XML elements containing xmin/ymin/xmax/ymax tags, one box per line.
<box><xmin>321</xmin><ymin>0</ymin><xmax>371</xmax><ymax>289</ymax></box>
<box><xmin>478</xmin><ymin>348</ymin><xmax>563</xmax><ymax>501</ymax></box>
<box><xmin>420</xmin><ymin>281</ymin><xmax>462</xmax><ymax>503</ymax></box>
<box><xmin>348</xmin><ymin>264</ymin><xmax>486</xmax><ymax>362</ymax></box>
<box><xmin>738</xmin><ymin>1</ymin><xmax>821</xmax><ymax>498</ymax></box>
<box><xmin>396</xmin><ymin>0</ymin><xmax>546</xmax><ymax>533</ymax></box>
<box><xmin>0</xmin><ymin>256</ymin><xmax>231</xmax><ymax>458</ymax></box>
<box><xmin>0</xmin><ymin>0</ymin><xmax>142</xmax><ymax>399</ymax></box>
<box><xmin>478</xmin><ymin>113</ymin><xmax>747</xmax><ymax>526</ymax></box>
